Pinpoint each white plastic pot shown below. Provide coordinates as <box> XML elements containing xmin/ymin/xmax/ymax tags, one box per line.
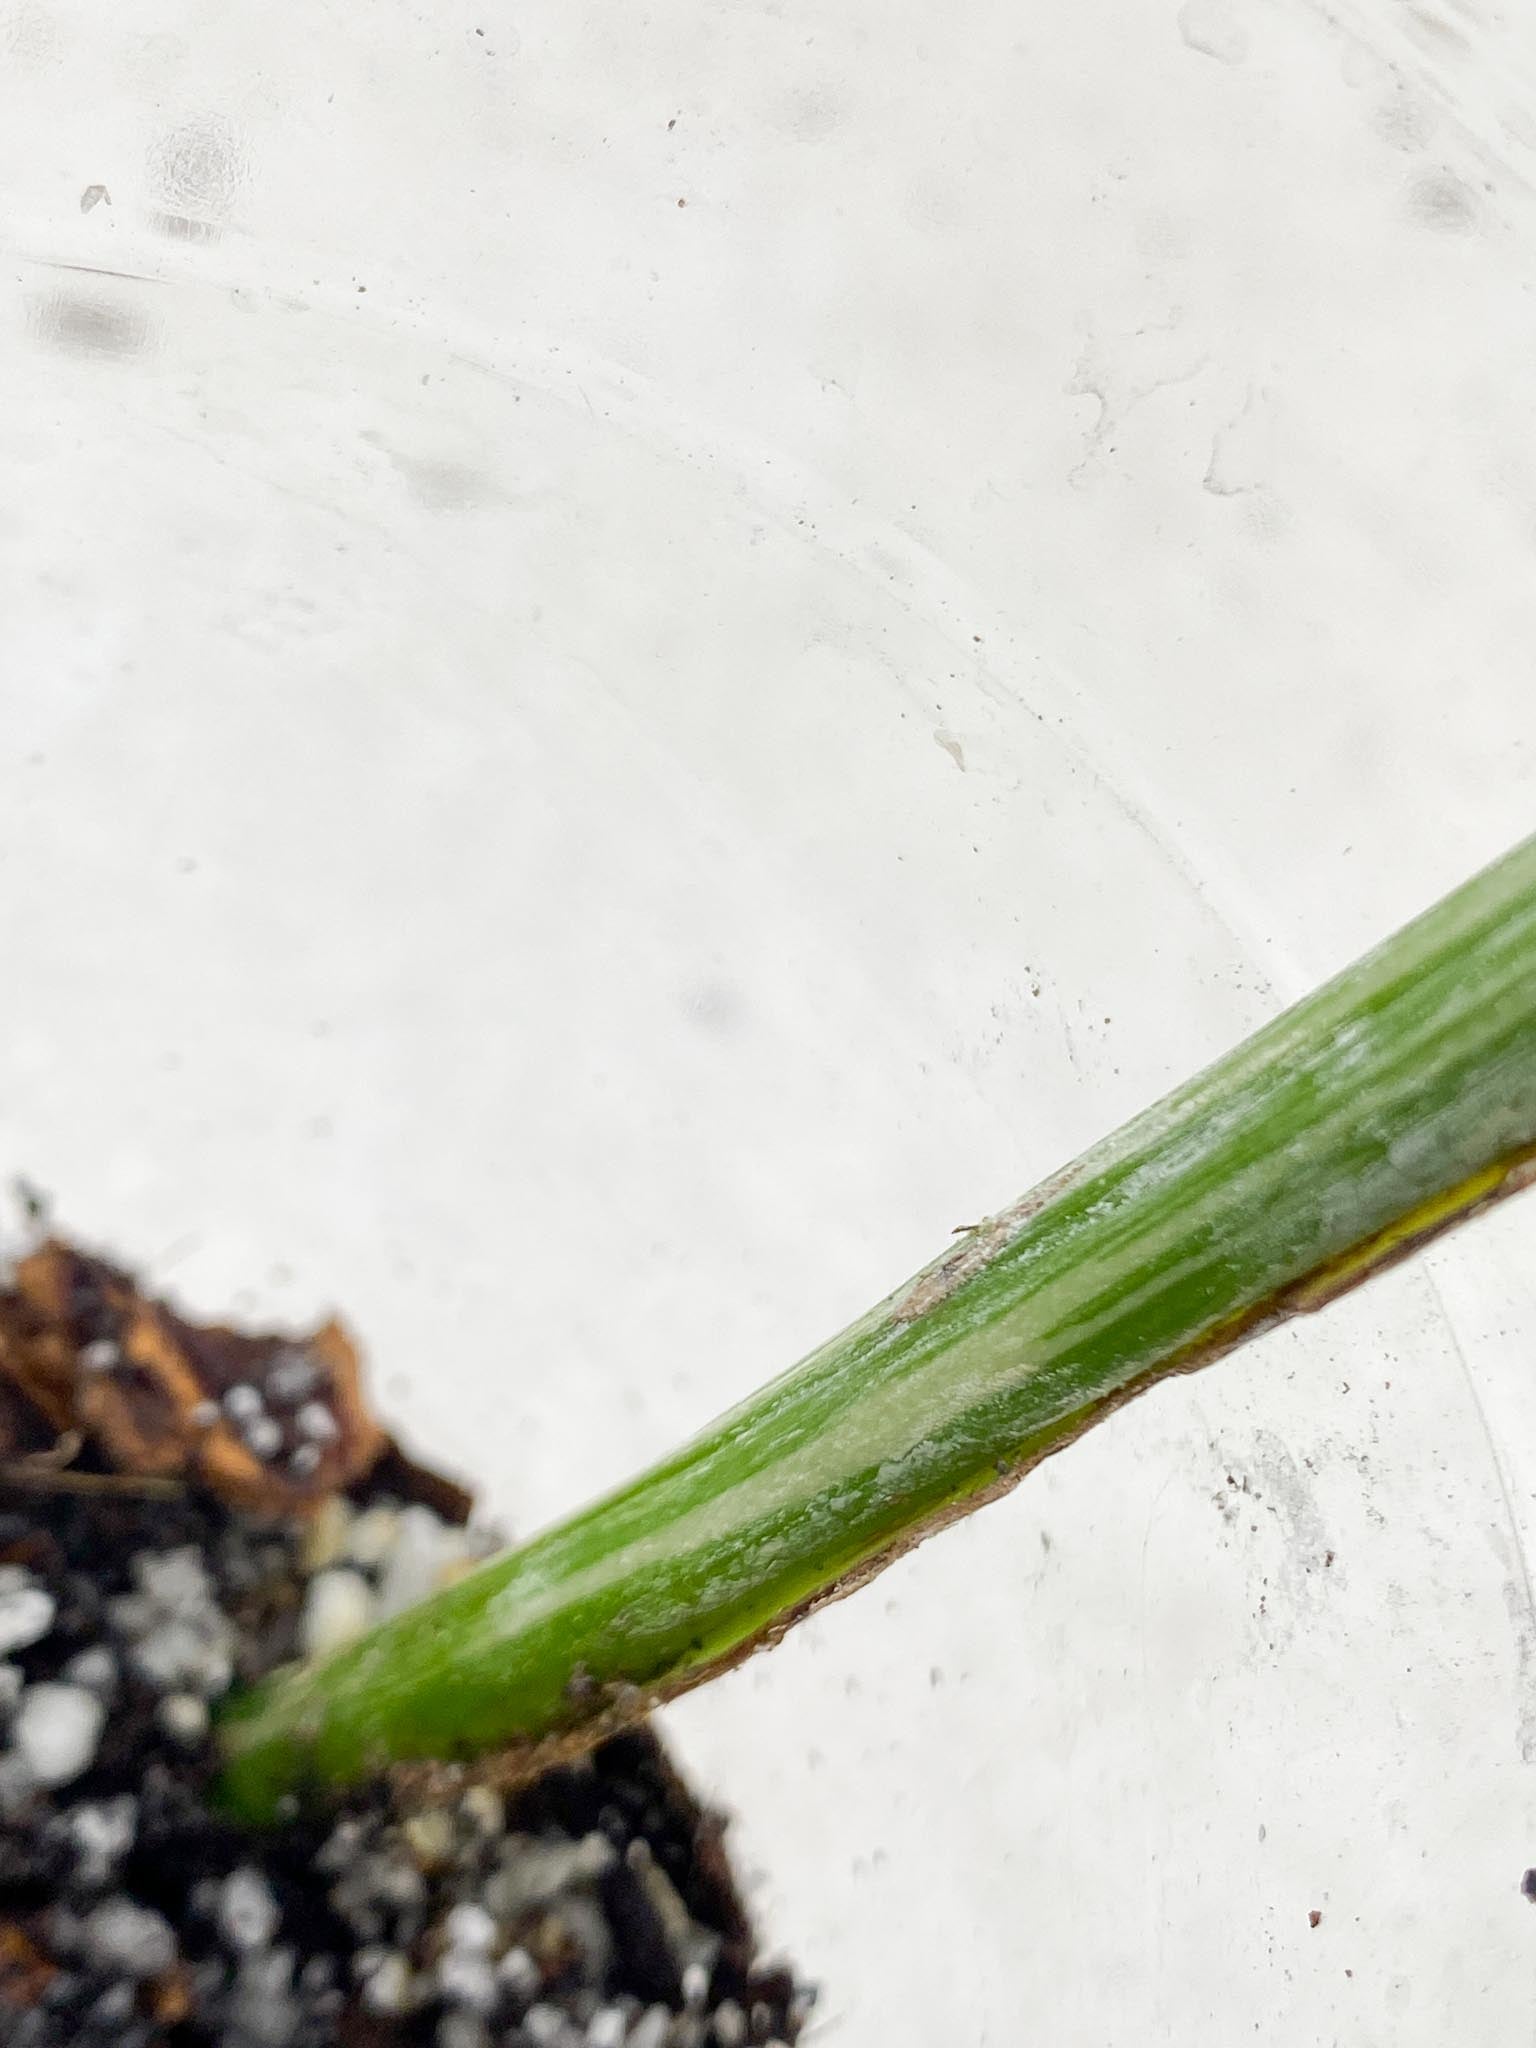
<box><xmin>3</xmin><ymin>1</ymin><xmax>1534</xmax><ymax>2039</ymax></box>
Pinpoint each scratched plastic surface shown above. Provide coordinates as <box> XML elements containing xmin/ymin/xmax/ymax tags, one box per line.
<box><xmin>3</xmin><ymin>1</ymin><xmax>1536</xmax><ymax>2040</ymax></box>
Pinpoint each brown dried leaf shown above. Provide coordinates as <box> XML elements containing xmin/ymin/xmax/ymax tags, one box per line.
<box><xmin>0</xmin><ymin>1241</ymin><xmax>386</xmax><ymax>1516</ymax></box>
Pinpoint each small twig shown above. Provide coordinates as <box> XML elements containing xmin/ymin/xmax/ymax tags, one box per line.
<box><xmin>0</xmin><ymin>1464</ymin><xmax>185</xmax><ymax>1500</ymax></box>
<box><xmin>16</xmin><ymin>1429</ymin><xmax>84</xmax><ymax>1472</ymax></box>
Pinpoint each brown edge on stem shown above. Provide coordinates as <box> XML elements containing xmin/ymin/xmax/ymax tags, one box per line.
<box><xmin>387</xmin><ymin>1139</ymin><xmax>1536</xmax><ymax>1808</ymax></box>
<box><xmin>890</xmin><ymin>1160</ymin><xmax>1088</xmax><ymax>1326</ymax></box>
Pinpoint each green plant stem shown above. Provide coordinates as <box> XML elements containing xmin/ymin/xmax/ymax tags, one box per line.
<box><xmin>218</xmin><ymin>835</ymin><xmax>1536</xmax><ymax>1821</ymax></box>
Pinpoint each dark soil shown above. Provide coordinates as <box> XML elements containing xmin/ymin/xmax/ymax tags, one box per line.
<box><xmin>0</xmin><ymin>1243</ymin><xmax>809</xmax><ymax>2048</ymax></box>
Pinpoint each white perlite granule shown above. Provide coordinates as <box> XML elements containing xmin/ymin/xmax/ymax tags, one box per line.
<box><xmin>78</xmin><ymin>1898</ymin><xmax>177</xmax><ymax>1978</ymax></box>
<box><xmin>11</xmin><ymin>1683</ymin><xmax>106</xmax><ymax>1787</ymax></box>
<box><xmin>0</xmin><ymin>1568</ymin><xmax>56</xmax><ymax>1655</ymax></box>
<box><xmin>216</xmin><ymin>1865</ymin><xmax>281</xmax><ymax>1952</ymax></box>
<box><xmin>300</xmin><ymin>1567</ymin><xmax>376</xmax><ymax>1659</ymax></box>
